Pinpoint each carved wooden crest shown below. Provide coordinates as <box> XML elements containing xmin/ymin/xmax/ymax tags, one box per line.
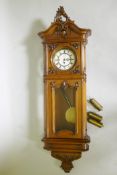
<box><xmin>54</xmin><ymin>6</ymin><xmax>71</xmax><ymax>22</ymax></box>
<box><xmin>38</xmin><ymin>6</ymin><xmax>91</xmax><ymax>42</ymax></box>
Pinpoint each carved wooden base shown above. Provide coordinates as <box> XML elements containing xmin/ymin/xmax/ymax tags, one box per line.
<box><xmin>52</xmin><ymin>152</ymin><xmax>81</xmax><ymax>173</ymax></box>
<box><xmin>42</xmin><ymin>136</ymin><xmax>90</xmax><ymax>172</ymax></box>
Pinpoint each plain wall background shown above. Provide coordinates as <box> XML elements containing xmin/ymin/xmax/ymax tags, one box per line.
<box><xmin>0</xmin><ymin>0</ymin><xmax>117</xmax><ymax>174</ymax></box>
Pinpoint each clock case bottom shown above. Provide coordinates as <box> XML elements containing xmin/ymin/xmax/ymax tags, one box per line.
<box><xmin>42</xmin><ymin>136</ymin><xmax>90</xmax><ymax>173</ymax></box>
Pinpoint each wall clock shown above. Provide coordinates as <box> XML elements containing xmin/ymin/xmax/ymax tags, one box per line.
<box><xmin>38</xmin><ymin>6</ymin><xmax>91</xmax><ymax>172</ymax></box>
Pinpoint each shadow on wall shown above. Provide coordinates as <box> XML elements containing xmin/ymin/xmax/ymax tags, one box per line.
<box><xmin>0</xmin><ymin>20</ymin><xmax>54</xmax><ymax>175</ymax></box>
<box><xmin>25</xmin><ymin>19</ymin><xmax>45</xmax><ymax>144</ymax></box>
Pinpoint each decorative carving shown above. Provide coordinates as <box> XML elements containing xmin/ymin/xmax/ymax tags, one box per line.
<box><xmin>54</xmin><ymin>6</ymin><xmax>71</xmax><ymax>22</ymax></box>
<box><xmin>53</xmin><ymin>6</ymin><xmax>73</xmax><ymax>38</ymax></box>
<box><xmin>39</xmin><ymin>6</ymin><xmax>91</xmax><ymax>41</ymax></box>
<box><xmin>55</xmin><ymin>22</ymin><xmax>70</xmax><ymax>38</ymax></box>
<box><xmin>61</xmin><ymin>81</ymin><xmax>79</xmax><ymax>90</ymax></box>
<box><xmin>48</xmin><ymin>44</ymin><xmax>56</xmax><ymax>50</ymax></box>
<box><xmin>61</xmin><ymin>81</ymin><xmax>69</xmax><ymax>89</ymax></box>
<box><xmin>72</xmin><ymin>66</ymin><xmax>80</xmax><ymax>74</ymax></box>
<box><xmin>74</xmin><ymin>82</ymin><xmax>79</xmax><ymax>89</ymax></box>
<box><xmin>50</xmin><ymin>81</ymin><xmax>79</xmax><ymax>90</ymax></box>
<box><xmin>48</xmin><ymin>67</ymin><xmax>56</xmax><ymax>74</ymax></box>
<box><xmin>82</xmin><ymin>41</ymin><xmax>87</xmax><ymax>46</ymax></box>
<box><xmin>71</xmin><ymin>42</ymin><xmax>80</xmax><ymax>49</ymax></box>
<box><xmin>52</xmin><ymin>152</ymin><xmax>81</xmax><ymax>173</ymax></box>
<box><xmin>50</xmin><ymin>81</ymin><xmax>56</xmax><ymax>88</ymax></box>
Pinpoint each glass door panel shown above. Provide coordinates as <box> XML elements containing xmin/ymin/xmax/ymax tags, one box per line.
<box><xmin>55</xmin><ymin>86</ymin><xmax>76</xmax><ymax>133</ymax></box>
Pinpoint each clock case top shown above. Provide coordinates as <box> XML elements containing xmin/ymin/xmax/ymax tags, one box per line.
<box><xmin>38</xmin><ymin>6</ymin><xmax>91</xmax><ymax>78</ymax></box>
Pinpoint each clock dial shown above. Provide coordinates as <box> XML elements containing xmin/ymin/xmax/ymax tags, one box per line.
<box><xmin>52</xmin><ymin>49</ymin><xmax>76</xmax><ymax>70</ymax></box>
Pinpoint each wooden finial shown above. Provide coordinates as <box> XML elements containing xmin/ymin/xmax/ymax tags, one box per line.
<box><xmin>54</xmin><ymin>6</ymin><xmax>70</xmax><ymax>22</ymax></box>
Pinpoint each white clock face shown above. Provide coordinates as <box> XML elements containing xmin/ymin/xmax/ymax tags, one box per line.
<box><xmin>52</xmin><ymin>49</ymin><xmax>76</xmax><ymax>70</ymax></box>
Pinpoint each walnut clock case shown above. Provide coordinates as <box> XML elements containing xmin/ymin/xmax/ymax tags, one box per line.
<box><xmin>38</xmin><ymin>6</ymin><xmax>91</xmax><ymax>173</ymax></box>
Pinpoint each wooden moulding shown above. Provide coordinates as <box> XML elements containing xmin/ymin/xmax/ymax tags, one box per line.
<box><xmin>42</xmin><ymin>136</ymin><xmax>90</xmax><ymax>173</ymax></box>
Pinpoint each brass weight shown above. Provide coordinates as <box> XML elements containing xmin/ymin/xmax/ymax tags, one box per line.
<box><xmin>87</xmin><ymin>112</ymin><xmax>104</xmax><ymax>128</ymax></box>
<box><xmin>87</xmin><ymin>112</ymin><xmax>103</xmax><ymax>122</ymax></box>
<box><xmin>88</xmin><ymin>118</ymin><xmax>103</xmax><ymax>128</ymax></box>
<box><xmin>89</xmin><ymin>98</ymin><xmax>103</xmax><ymax>111</ymax></box>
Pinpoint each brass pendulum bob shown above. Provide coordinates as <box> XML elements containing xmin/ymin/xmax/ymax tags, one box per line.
<box><xmin>61</xmin><ymin>87</ymin><xmax>76</xmax><ymax>124</ymax></box>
